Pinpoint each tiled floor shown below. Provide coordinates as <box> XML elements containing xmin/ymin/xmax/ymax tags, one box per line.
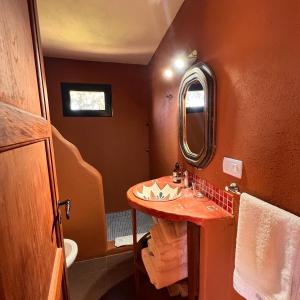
<box><xmin>106</xmin><ymin>210</ymin><xmax>153</xmax><ymax>241</ymax></box>
<box><xmin>68</xmin><ymin>251</ymin><xmax>134</xmax><ymax>300</ymax></box>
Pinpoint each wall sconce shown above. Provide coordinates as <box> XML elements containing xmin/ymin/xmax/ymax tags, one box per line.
<box><xmin>163</xmin><ymin>68</ymin><xmax>174</xmax><ymax>80</ymax></box>
<box><xmin>162</xmin><ymin>50</ymin><xmax>197</xmax><ymax>80</ymax></box>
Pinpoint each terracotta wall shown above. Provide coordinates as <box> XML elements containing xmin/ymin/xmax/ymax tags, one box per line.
<box><xmin>44</xmin><ymin>58</ymin><xmax>150</xmax><ymax>212</ymax></box>
<box><xmin>149</xmin><ymin>0</ymin><xmax>300</xmax><ymax>217</ymax></box>
<box><xmin>150</xmin><ymin>1</ymin><xmax>300</xmax><ymax>298</ymax></box>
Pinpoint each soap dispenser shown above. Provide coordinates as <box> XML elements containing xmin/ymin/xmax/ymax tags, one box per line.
<box><xmin>172</xmin><ymin>162</ymin><xmax>182</xmax><ymax>183</ymax></box>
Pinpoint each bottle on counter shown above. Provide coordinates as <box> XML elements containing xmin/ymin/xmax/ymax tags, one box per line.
<box><xmin>183</xmin><ymin>170</ymin><xmax>189</xmax><ymax>188</ymax></box>
<box><xmin>172</xmin><ymin>162</ymin><xmax>182</xmax><ymax>183</ymax></box>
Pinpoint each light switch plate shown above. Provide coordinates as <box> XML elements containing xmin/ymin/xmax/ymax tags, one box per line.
<box><xmin>223</xmin><ymin>157</ymin><xmax>243</xmax><ymax>179</ymax></box>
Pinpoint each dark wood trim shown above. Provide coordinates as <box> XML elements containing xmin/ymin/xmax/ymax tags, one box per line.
<box><xmin>0</xmin><ymin>102</ymin><xmax>51</xmax><ymax>150</ymax></box>
<box><xmin>187</xmin><ymin>222</ymin><xmax>200</xmax><ymax>300</ymax></box>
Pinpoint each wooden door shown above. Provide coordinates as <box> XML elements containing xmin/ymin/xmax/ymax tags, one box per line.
<box><xmin>0</xmin><ymin>0</ymin><xmax>68</xmax><ymax>299</ymax></box>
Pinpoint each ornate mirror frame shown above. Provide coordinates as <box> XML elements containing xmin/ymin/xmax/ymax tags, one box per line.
<box><xmin>178</xmin><ymin>62</ymin><xmax>216</xmax><ymax>168</ymax></box>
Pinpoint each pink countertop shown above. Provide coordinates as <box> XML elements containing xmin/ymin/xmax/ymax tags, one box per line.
<box><xmin>127</xmin><ymin>176</ymin><xmax>233</xmax><ymax>226</ymax></box>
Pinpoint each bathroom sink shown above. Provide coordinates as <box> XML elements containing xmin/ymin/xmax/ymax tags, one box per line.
<box><xmin>64</xmin><ymin>239</ymin><xmax>78</xmax><ymax>268</ymax></box>
<box><xmin>133</xmin><ymin>181</ymin><xmax>182</xmax><ymax>201</ymax></box>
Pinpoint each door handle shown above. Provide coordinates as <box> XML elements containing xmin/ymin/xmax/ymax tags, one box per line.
<box><xmin>58</xmin><ymin>199</ymin><xmax>71</xmax><ymax>220</ymax></box>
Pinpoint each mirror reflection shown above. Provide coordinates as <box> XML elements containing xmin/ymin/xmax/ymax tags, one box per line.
<box><xmin>185</xmin><ymin>81</ymin><xmax>205</xmax><ymax>154</ymax></box>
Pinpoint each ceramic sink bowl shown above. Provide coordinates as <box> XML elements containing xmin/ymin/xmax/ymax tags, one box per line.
<box><xmin>133</xmin><ymin>181</ymin><xmax>182</xmax><ymax>201</ymax></box>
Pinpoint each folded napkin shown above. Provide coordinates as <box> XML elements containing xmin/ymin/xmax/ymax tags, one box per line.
<box><xmin>234</xmin><ymin>193</ymin><xmax>300</xmax><ymax>300</ymax></box>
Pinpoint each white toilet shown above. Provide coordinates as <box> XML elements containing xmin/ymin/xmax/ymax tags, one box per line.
<box><xmin>64</xmin><ymin>239</ymin><xmax>78</xmax><ymax>268</ymax></box>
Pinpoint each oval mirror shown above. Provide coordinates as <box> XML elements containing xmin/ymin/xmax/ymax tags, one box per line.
<box><xmin>179</xmin><ymin>62</ymin><xmax>216</xmax><ymax>168</ymax></box>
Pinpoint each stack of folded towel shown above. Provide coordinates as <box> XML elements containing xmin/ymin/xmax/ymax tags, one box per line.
<box><xmin>141</xmin><ymin>219</ymin><xmax>188</xmax><ymax>289</ymax></box>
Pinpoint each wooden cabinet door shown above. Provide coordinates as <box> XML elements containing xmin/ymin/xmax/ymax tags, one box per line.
<box><xmin>0</xmin><ymin>0</ymin><xmax>68</xmax><ymax>299</ymax></box>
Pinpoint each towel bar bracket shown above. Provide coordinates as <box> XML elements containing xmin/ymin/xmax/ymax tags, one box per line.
<box><xmin>225</xmin><ymin>183</ymin><xmax>241</xmax><ymax>195</ymax></box>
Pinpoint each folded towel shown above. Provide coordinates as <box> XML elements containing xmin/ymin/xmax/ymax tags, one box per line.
<box><xmin>114</xmin><ymin>233</ymin><xmax>146</xmax><ymax>247</ymax></box>
<box><xmin>234</xmin><ymin>193</ymin><xmax>300</xmax><ymax>300</ymax></box>
<box><xmin>147</xmin><ymin>238</ymin><xmax>187</xmax><ymax>270</ymax></box>
<box><xmin>174</xmin><ymin>221</ymin><xmax>187</xmax><ymax>237</ymax></box>
<box><xmin>148</xmin><ymin>238</ymin><xmax>187</xmax><ymax>262</ymax></box>
<box><xmin>167</xmin><ymin>284</ymin><xmax>180</xmax><ymax>297</ymax></box>
<box><xmin>150</xmin><ymin>224</ymin><xmax>187</xmax><ymax>247</ymax></box>
<box><xmin>142</xmin><ymin>247</ymin><xmax>188</xmax><ymax>289</ymax></box>
<box><xmin>150</xmin><ymin>223</ymin><xmax>165</xmax><ymax>245</ymax></box>
<box><xmin>158</xmin><ymin>220</ymin><xmax>178</xmax><ymax>243</ymax></box>
<box><xmin>167</xmin><ymin>282</ymin><xmax>188</xmax><ymax>298</ymax></box>
<box><xmin>178</xmin><ymin>281</ymin><xmax>188</xmax><ymax>298</ymax></box>
<box><xmin>156</xmin><ymin>219</ymin><xmax>187</xmax><ymax>243</ymax></box>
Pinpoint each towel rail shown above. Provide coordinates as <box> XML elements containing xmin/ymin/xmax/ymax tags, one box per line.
<box><xmin>225</xmin><ymin>182</ymin><xmax>241</xmax><ymax>195</ymax></box>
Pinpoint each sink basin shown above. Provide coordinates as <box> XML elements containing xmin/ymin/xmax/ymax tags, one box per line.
<box><xmin>64</xmin><ymin>239</ymin><xmax>78</xmax><ymax>268</ymax></box>
<box><xmin>133</xmin><ymin>181</ymin><xmax>182</xmax><ymax>201</ymax></box>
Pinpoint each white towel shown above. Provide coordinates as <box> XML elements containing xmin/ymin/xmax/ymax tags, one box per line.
<box><xmin>234</xmin><ymin>193</ymin><xmax>300</xmax><ymax>300</ymax></box>
<box><xmin>142</xmin><ymin>247</ymin><xmax>188</xmax><ymax>289</ymax></box>
<box><xmin>114</xmin><ymin>233</ymin><xmax>146</xmax><ymax>247</ymax></box>
<box><xmin>174</xmin><ymin>221</ymin><xmax>187</xmax><ymax>237</ymax></box>
<box><xmin>158</xmin><ymin>219</ymin><xmax>187</xmax><ymax>242</ymax></box>
<box><xmin>157</xmin><ymin>219</ymin><xmax>179</xmax><ymax>242</ymax></box>
<box><xmin>149</xmin><ymin>223</ymin><xmax>187</xmax><ymax>263</ymax></box>
<box><xmin>148</xmin><ymin>238</ymin><xmax>187</xmax><ymax>262</ymax></box>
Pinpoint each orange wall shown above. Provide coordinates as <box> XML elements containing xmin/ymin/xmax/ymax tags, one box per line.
<box><xmin>44</xmin><ymin>57</ymin><xmax>150</xmax><ymax>212</ymax></box>
<box><xmin>149</xmin><ymin>0</ymin><xmax>300</xmax><ymax>216</ymax></box>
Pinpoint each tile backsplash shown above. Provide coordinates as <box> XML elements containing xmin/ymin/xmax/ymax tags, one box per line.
<box><xmin>189</xmin><ymin>173</ymin><xmax>234</xmax><ymax>215</ymax></box>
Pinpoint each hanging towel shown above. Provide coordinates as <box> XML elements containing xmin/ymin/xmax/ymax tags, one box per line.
<box><xmin>142</xmin><ymin>247</ymin><xmax>188</xmax><ymax>289</ymax></box>
<box><xmin>291</xmin><ymin>247</ymin><xmax>300</xmax><ymax>300</ymax></box>
<box><xmin>234</xmin><ymin>193</ymin><xmax>300</xmax><ymax>300</ymax></box>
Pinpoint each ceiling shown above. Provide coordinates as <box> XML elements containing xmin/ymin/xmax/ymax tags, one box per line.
<box><xmin>37</xmin><ymin>0</ymin><xmax>184</xmax><ymax>65</ymax></box>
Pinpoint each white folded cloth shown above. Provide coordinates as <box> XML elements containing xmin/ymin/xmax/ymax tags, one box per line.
<box><xmin>234</xmin><ymin>193</ymin><xmax>300</xmax><ymax>300</ymax></box>
<box><xmin>174</xmin><ymin>221</ymin><xmax>187</xmax><ymax>237</ymax></box>
<box><xmin>149</xmin><ymin>223</ymin><xmax>187</xmax><ymax>261</ymax></box>
<box><xmin>147</xmin><ymin>237</ymin><xmax>186</xmax><ymax>261</ymax></box>
<box><xmin>147</xmin><ymin>238</ymin><xmax>187</xmax><ymax>268</ymax></box>
<box><xmin>114</xmin><ymin>233</ymin><xmax>145</xmax><ymax>247</ymax></box>
<box><xmin>142</xmin><ymin>247</ymin><xmax>187</xmax><ymax>289</ymax></box>
<box><xmin>156</xmin><ymin>219</ymin><xmax>186</xmax><ymax>243</ymax></box>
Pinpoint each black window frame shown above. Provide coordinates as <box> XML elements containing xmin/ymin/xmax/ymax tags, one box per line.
<box><xmin>61</xmin><ymin>82</ymin><xmax>112</xmax><ymax>117</ymax></box>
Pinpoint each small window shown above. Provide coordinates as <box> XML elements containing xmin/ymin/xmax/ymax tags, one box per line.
<box><xmin>61</xmin><ymin>83</ymin><xmax>112</xmax><ymax>117</ymax></box>
<box><xmin>185</xmin><ymin>81</ymin><xmax>204</xmax><ymax>113</ymax></box>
